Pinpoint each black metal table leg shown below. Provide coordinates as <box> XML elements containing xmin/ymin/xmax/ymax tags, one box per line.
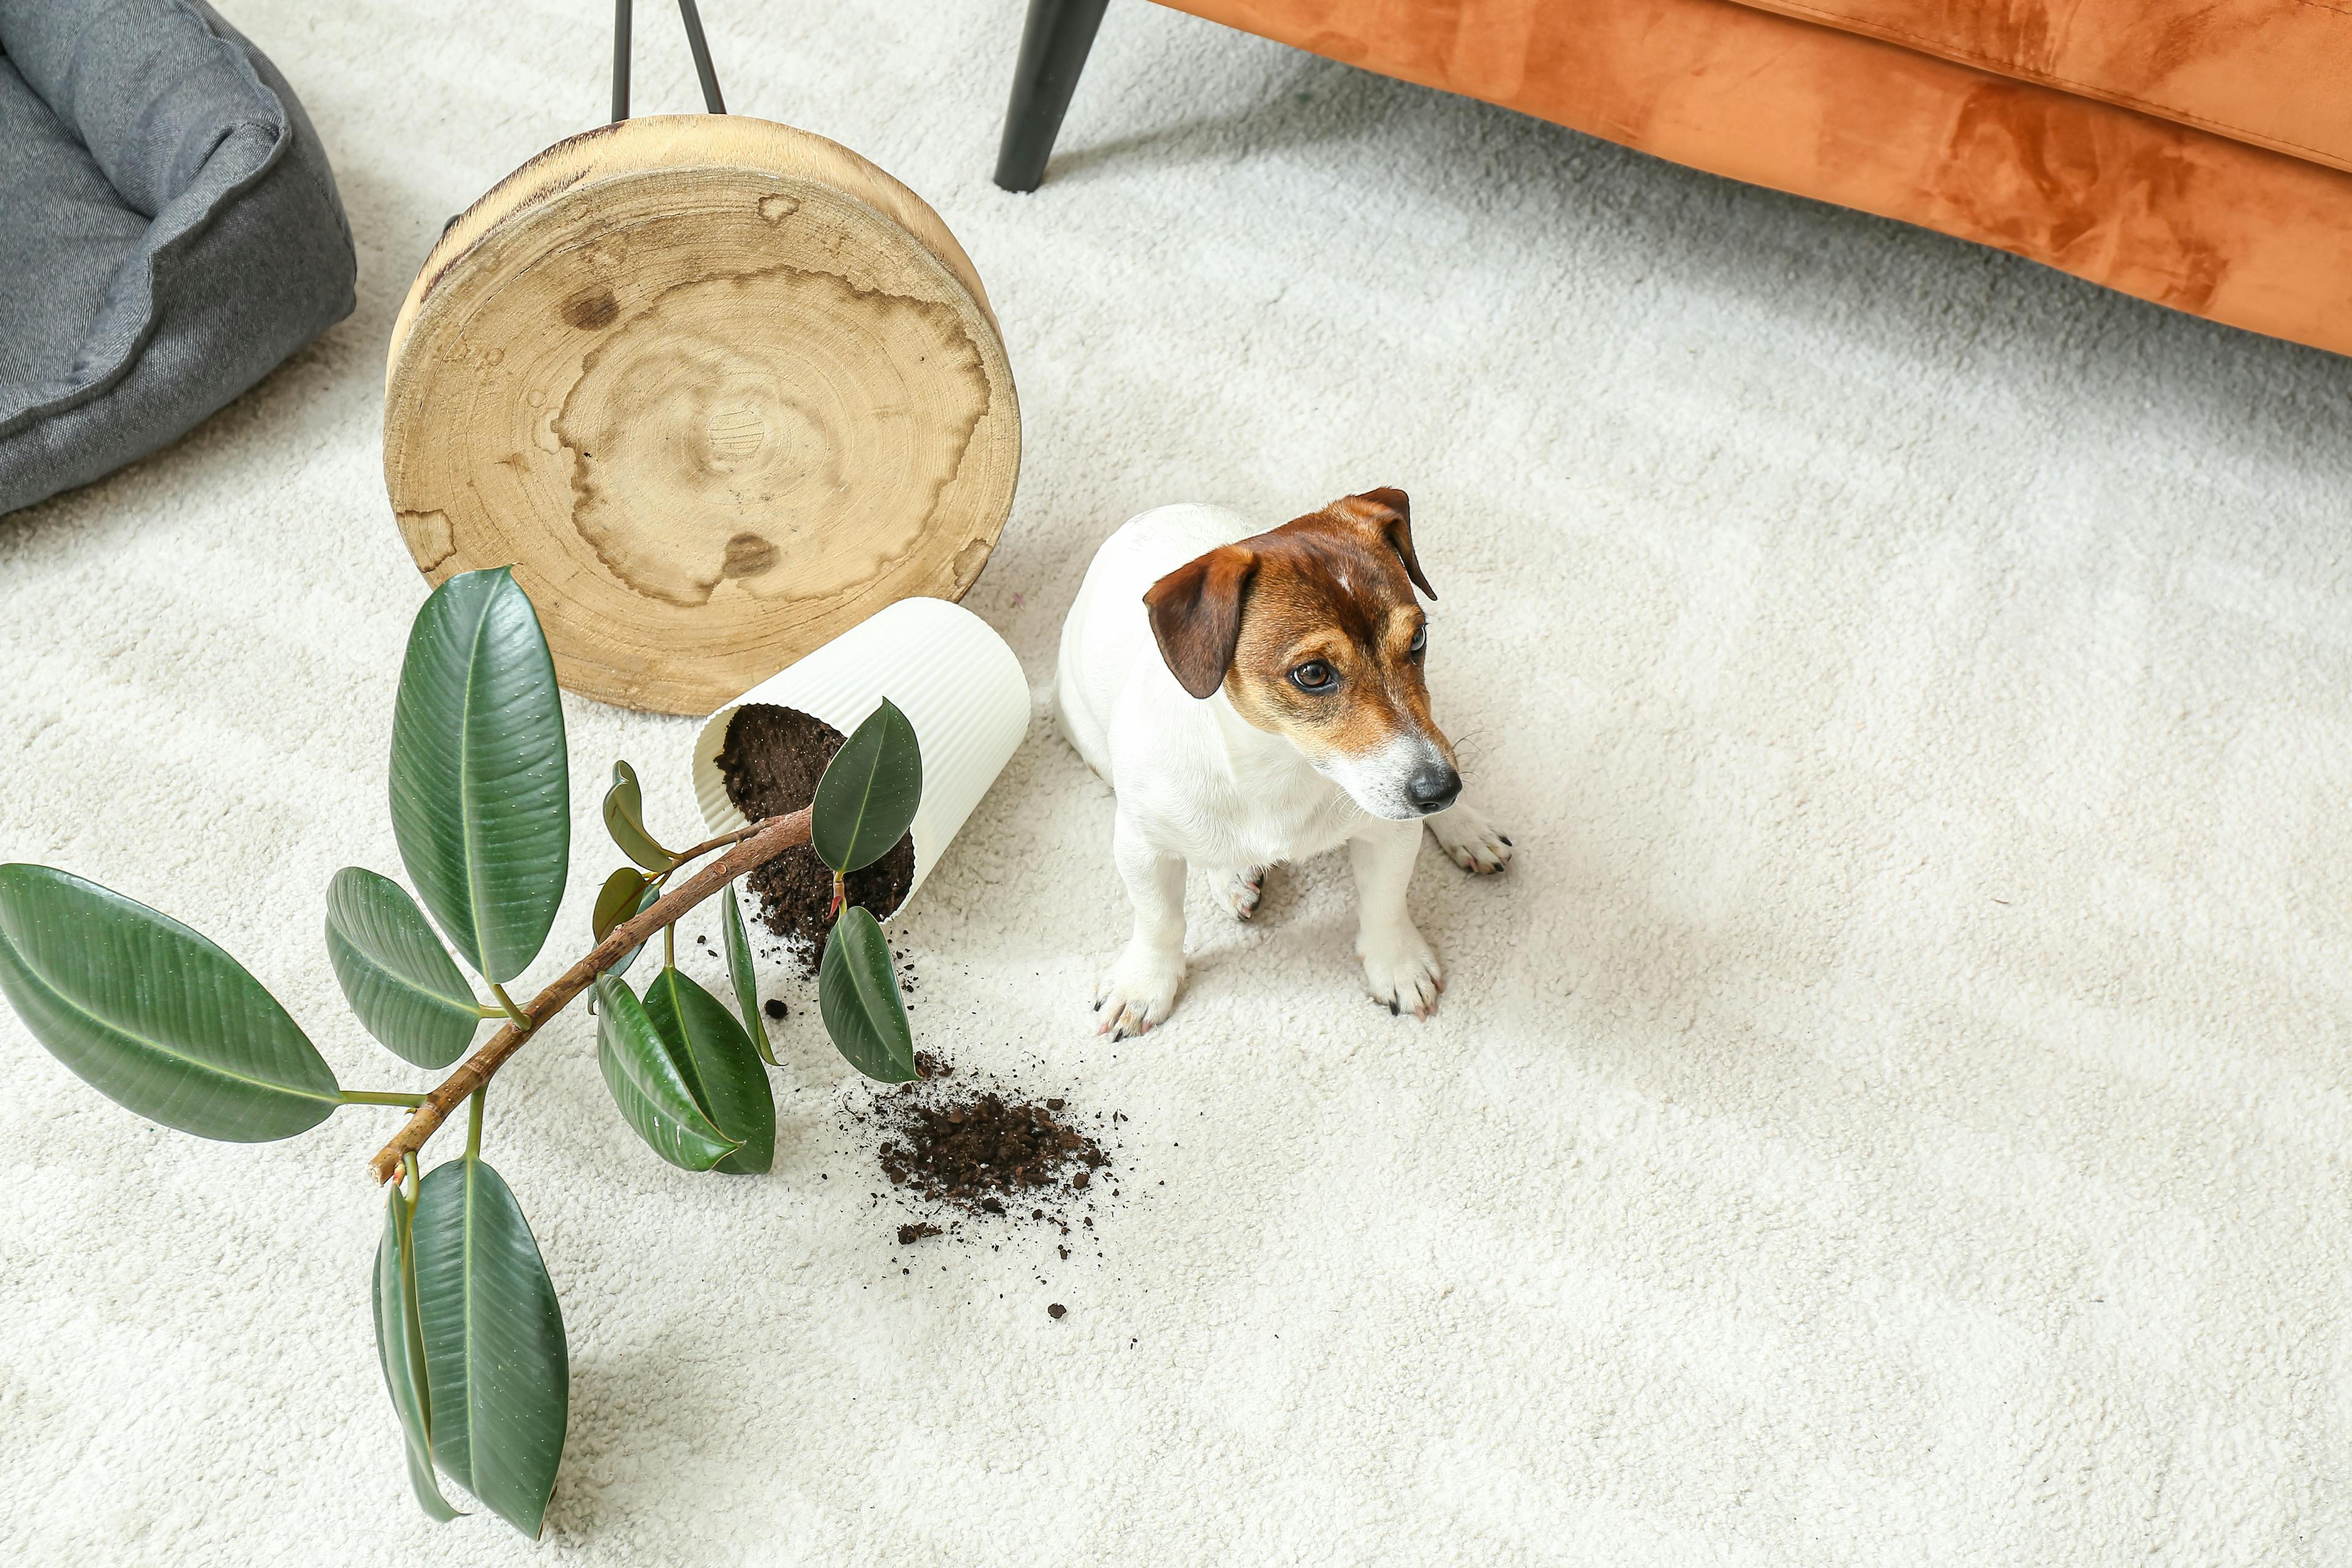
<box><xmin>993</xmin><ymin>0</ymin><xmax>1110</xmax><ymax>192</ymax></box>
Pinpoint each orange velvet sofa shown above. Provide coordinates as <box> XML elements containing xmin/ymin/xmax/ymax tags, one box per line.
<box><xmin>995</xmin><ymin>0</ymin><xmax>2352</xmax><ymax>358</ymax></box>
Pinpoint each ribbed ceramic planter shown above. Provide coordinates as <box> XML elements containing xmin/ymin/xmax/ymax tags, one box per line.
<box><xmin>692</xmin><ymin>597</ymin><xmax>1029</xmax><ymax>914</ymax></box>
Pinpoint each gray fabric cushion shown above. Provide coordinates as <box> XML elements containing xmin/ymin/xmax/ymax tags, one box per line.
<box><xmin>0</xmin><ymin>0</ymin><xmax>355</xmax><ymax>514</ymax></box>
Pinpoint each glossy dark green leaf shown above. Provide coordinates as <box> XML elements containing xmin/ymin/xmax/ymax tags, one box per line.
<box><xmin>373</xmin><ymin>1183</ymin><xmax>460</xmax><ymax>1521</ymax></box>
<box><xmin>601</xmin><ymin>761</ymin><xmax>674</xmax><ymax>872</ymax></box>
<box><xmin>810</xmin><ymin>698</ymin><xmax>922</xmax><ymax>875</ymax></box>
<box><xmin>606</xmin><ymin>879</ymin><xmax>663</xmax><ymax>986</ymax></box>
<box><xmin>390</xmin><ymin>568</ymin><xmax>570</xmax><ymax>985</ymax></box>
<box><xmin>644</xmin><ymin>967</ymin><xmax>774</xmax><ymax>1175</ymax></box>
<box><xmin>0</xmin><ymin>864</ymin><xmax>339</xmax><ymax>1141</ymax></box>
<box><xmin>326</xmin><ymin>867</ymin><xmax>480</xmax><ymax>1070</ymax></box>
<box><xmin>818</xmin><ymin>906</ymin><xmax>916</xmax><ymax>1083</ymax></box>
<box><xmin>593</xmin><ymin>867</ymin><xmax>651</xmax><ymax>944</ymax></box>
<box><xmin>593</xmin><ymin>974</ymin><xmax>737</xmax><ymax>1170</ymax></box>
<box><xmin>720</xmin><ymin>885</ymin><xmax>774</xmax><ymax>1066</ymax></box>
<box><xmin>413</xmin><ymin>1155</ymin><xmax>567</xmax><ymax>1538</ymax></box>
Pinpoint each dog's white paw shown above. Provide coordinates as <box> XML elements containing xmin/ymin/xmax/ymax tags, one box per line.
<box><xmin>1429</xmin><ymin>803</ymin><xmax>1513</xmax><ymax>875</ymax></box>
<box><xmin>1221</xmin><ymin>866</ymin><xmax>1266</xmax><ymax>921</ymax></box>
<box><xmin>1095</xmin><ymin>943</ymin><xmax>1183</xmax><ymax>1038</ymax></box>
<box><xmin>1359</xmin><ymin>925</ymin><xmax>1443</xmax><ymax>1019</ymax></box>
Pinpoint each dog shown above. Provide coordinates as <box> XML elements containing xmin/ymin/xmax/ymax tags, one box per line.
<box><xmin>1055</xmin><ymin>488</ymin><xmax>1511</xmax><ymax>1037</ymax></box>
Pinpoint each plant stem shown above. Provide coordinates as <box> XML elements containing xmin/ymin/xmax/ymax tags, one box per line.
<box><xmin>663</xmin><ymin>921</ymin><xmax>676</xmax><ymax>968</ymax></box>
<box><xmin>466</xmin><ymin>1087</ymin><xmax>486</xmax><ymax>1160</ymax></box>
<box><xmin>403</xmin><ymin>1152</ymin><xmax>420</xmax><ymax>1200</ymax></box>
<box><xmin>666</xmin><ymin>821</ymin><xmax>766</xmax><ymax>868</ymax></box>
<box><xmin>489</xmin><ymin>982</ymin><xmax>531</xmax><ymax>1031</ymax></box>
<box><xmin>342</xmin><ymin>1090</ymin><xmax>430</xmax><ymax>1107</ymax></box>
<box><xmin>366</xmin><ymin>808</ymin><xmax>813</xmax><ymax>1185</ymax></box>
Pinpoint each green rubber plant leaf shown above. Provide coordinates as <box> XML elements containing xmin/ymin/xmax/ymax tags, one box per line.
<box><xmin>326</xmin><ymin>867</ymin><xmax>481</xmax><ymax>1070</ymax></box>
<box><xmin>413</xmin><ymin>1155</ymin><xmax>567</xmax><ymax>1538</ymax></box>
<box><xmin>818</xmin><ymin>905</ymin><xmax>916</xmax><ymax>1083</ymax></box>
<box><xmin>0</xmin><ymin>864</ymin><xmax>339</xmax><ymax>1141</ymax></box>
<box><xmin>810</xmin><ymin>698</ymin><xmax>922</xmax><ymax>875</ymax></box>
<box><xmin>601</xmin><ymin>761</ymin><xmax>674</xmax><ymax>873</ymax></box>
<box><xmin>643</xmin><ymin>967</ymin><xmax>774</xmax><ymax>1175</ymax></box>
<box><xmin>720</xmin><ymin>884</ymin><xmax>774</xmax><ymax>1066</ymax></box>
<box><xmin>593</xmin><ymin>973</ymin><xmax>738</xmax><ymax>1171</ymax></box>
<box><xmin>592</xmin><ymin>867</ymin><xmax>651</xmax><ymax>944</ymax></box>
<box><xmin>605</xmin><ymin>878</ymin><xmax>663</xmax><ymax>987</ymax></box>
<box><xmin>390</xmin><ymin>567</ymin><xmax>570</xmax><ymax>986</ymax></box>
<box><xmin>372</xmin><ymin>1183</ymin><xmax>460</xmax><ymax>1521</ymax></box>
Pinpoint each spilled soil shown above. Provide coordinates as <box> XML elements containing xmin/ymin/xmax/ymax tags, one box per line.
<box><xmin>876</xmin><ymin>1057</ymin><xmax>1108</xmax><ymax>1208</ymax></box>
<box><xmin>846</xmin><ymin>1054</ymin><xmax>1121</xmax><ymax>1253</ymax></box>
<box><xmin>714</xmin><ymin>703</ymin><xmax>914</xmax><ymax>970</ymax></box>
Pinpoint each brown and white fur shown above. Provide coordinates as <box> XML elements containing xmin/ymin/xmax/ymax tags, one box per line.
<box><xmin>1055</xmin><ymin>490</ymin><xmax>1512</xmax><ymax>1037</ymax></box>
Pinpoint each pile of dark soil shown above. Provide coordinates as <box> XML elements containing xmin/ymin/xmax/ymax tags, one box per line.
<box><xmin>851</xmin><ymin>1055</ymin><xmax>1112</xmax><ymax>1238</ymax></box>
<box><xmin>715</xmin><ymin>703</ymin><xmax>914</xmax><ymax>970</ymax></box>
<box><xmin>878</xmin><ymin>1057</ymin><xmax>1107</xmax><ymax>1209</ymax></box>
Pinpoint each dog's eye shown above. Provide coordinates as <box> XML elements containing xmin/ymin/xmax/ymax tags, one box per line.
<box><xmin>1290</xmin><ymin>661</ymin><xmax>1335</xmax><ymax>692</ymax></box>
<box><xmin>1408</xmin><ymin>624</ymin><xmax>1427</xmax><ymax>657</ymax></box>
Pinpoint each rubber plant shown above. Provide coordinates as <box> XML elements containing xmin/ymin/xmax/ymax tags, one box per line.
<box><xmin>0</xmin><ymin>568</ymin><xmax>921</xmax><ymax>1537</ymax></box>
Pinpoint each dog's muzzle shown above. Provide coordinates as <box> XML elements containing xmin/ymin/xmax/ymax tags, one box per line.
<box><xmin>1405</xmin><ymin>761</ymin><xmax>1461</xmax><ymax>815</ymax></box>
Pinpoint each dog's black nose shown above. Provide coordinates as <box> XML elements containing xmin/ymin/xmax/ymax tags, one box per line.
<box><xmin>1406</xmin><ymin>762</ymin><xmax>1461</xmax><ymax>813</ymax></box>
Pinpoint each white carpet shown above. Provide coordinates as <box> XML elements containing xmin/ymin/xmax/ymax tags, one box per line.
<box><xmin>4</xmin><ymin>2</ymin><xmax>2350</xmax><ymax>1562</ymax></box>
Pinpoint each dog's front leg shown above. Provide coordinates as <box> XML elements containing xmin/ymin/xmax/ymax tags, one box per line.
<box><xmin>1096</xmin><ymin>812</ymin><xmax>1187</xmax><ymax>1038</ymax></box>
<box><xmin>1427</xmin><ymin>798</ymin><xmax>1513</xmax><ymax>874</ymax></box>
<box><xmin>1349</xmin><ymin>819</ymin><xmax>1443</xmax><ymax>1018</ymax></box>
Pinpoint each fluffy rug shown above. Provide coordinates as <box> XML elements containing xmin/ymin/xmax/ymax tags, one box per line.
<box><xmin>3</xmin><ymin>2</ymin><xmax>2348</xmax><ymax>1562</ymax></box>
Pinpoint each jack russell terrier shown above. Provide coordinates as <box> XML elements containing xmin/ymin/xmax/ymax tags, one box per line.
<box><xmin>1055</xmin><ymin>489</ymin><xmax>1512</xmax><ymax>1038</ymax></box>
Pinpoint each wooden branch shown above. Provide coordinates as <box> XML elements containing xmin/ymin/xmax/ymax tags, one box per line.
<box><xmin>366</xmin><ymin>809</ymin><xmax>810</xmax><ymax>1184</ymax></box>
<box><xmin>663</xmin><ymin>821</ymin><xmax>764</xmax><ymax>866</ymax></box>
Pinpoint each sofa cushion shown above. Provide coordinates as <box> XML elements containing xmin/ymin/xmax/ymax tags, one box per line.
<box><xmin>0</xmin><ymin>0</ymin><xmax>356</xmax><ymax>514</ymax></box>
<box><xmin>1726</xmin><ymin>0</ymin><xmax>2352</xmax><ymax>176</ymax></box>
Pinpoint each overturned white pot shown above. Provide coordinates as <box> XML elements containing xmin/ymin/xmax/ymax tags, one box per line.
<box><xmin>692</xmin><ymin>597</ymin><xmax>1030</xmax><ymax>914</ymax></box>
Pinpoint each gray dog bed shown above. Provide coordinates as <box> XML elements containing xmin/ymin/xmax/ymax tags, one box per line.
<box><xmin>0</xmin><ymin>0</ymin><xmax>355</xmax><ymax>515</ymax></box>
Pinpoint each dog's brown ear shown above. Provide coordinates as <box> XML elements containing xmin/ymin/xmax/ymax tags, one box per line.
<box><xmin>1145</xmin><ymin>545</ymin><xmax>1257</xmax><ymax>699</ymax></box>
<box><xmin>1330</xmin><ymin>487</ymin><xmax>1434</xmax><ymax>600</ymax></box>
